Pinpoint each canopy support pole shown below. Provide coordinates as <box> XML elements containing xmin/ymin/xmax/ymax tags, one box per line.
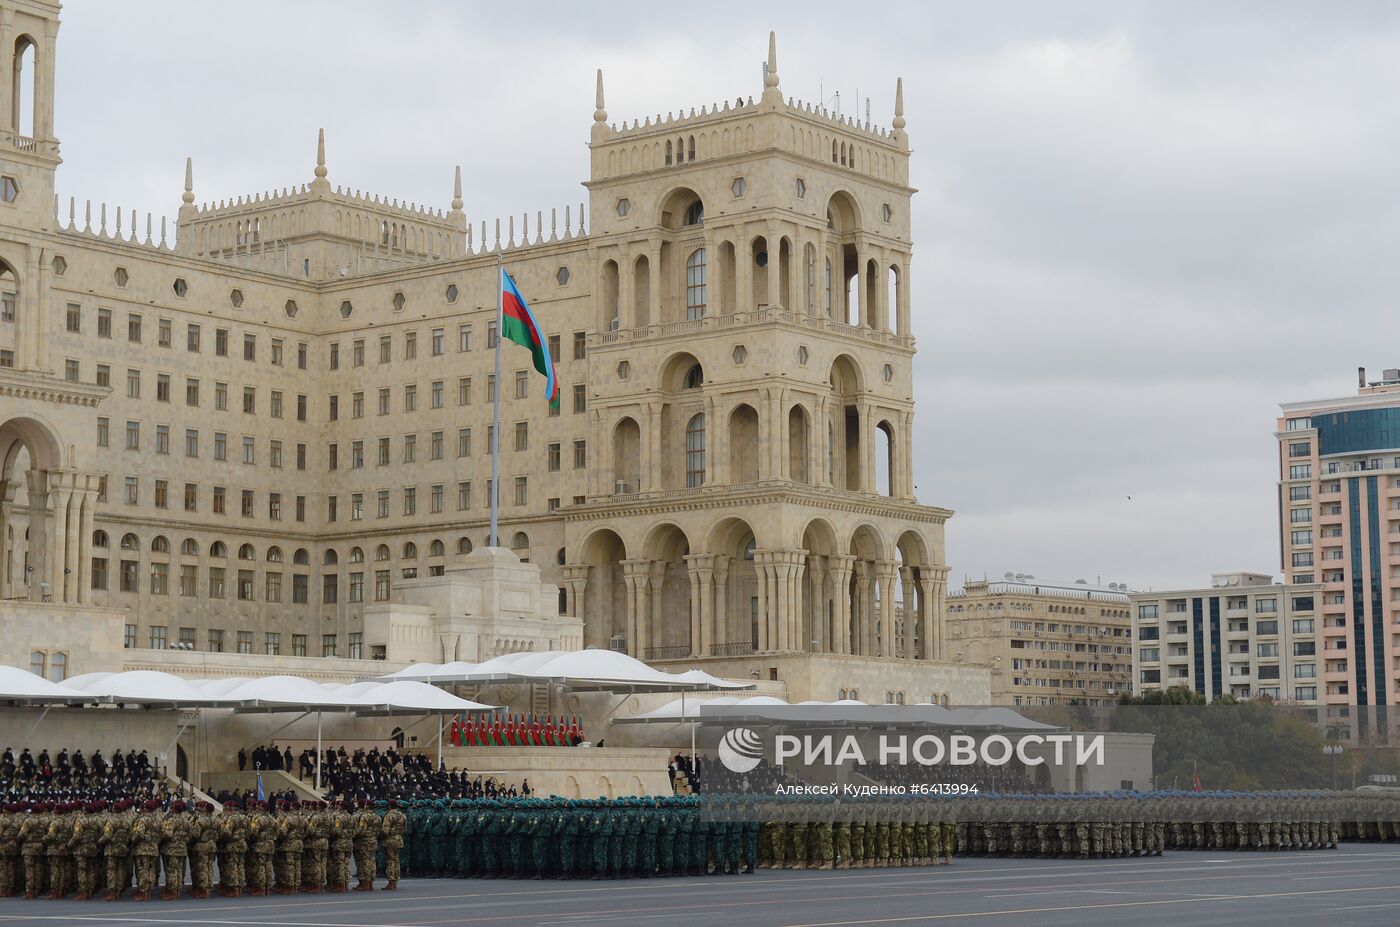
<box><xmin>314</xmin><ymin>712</ymin><xmax>322</xmax><ymax>792</ymax></box>
<box><xmin>20</xmin><ymin>706</ymin><xmax>50</xmax><ymax>745</ymax></box>
<box><xmin>437</xmin><ymin>715</ymin><xmax>443</xmax><ymax>770</ymax></box>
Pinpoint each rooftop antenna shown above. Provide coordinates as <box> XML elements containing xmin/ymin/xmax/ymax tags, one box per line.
<box><xmin>865</xmin><ymin>96</ymin><xmax>871</xmax><ymax>127</ymax></box>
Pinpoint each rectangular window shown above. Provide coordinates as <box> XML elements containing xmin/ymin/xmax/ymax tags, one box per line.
<box><xmin>208</xmin><ymin>629</ymin><xmax>225</xmax><ymax>652</ymax></box>
<box><xmin>323</xmin><ymin>575</ymin><xmax>338</xmax><ymax>604</ymax></box>
<box><xmin>124</xmin><ymin>476</ymin><xmax>138</xmax><ymax>505</ymax></box>
<box><xmin>377</xmin><ymin>489</ymin><xmax>390</xmax><ymax>518</ymax></box>
<box><xmin>573</xmin><ymin>440</ymin><xmax>587</xmax><ymax>469</ymax></box>
<box><xmin>375</xmin><ymin>570</ymin><xmax>391</xmax><ymax>601</ymax></box>
<box><xmin>64</xmin><ymin>358</ymin><xmax>78</xmax><ymax>382</ymax></box>
<box><xmin>349</xmin><ymin>572</ymin><xmax>364</xmax><ymax>603</ymax></box>
<box><xmin>237</xmin><ymin>570</ymin><xmax>254</xmax><ymax>601</ymax></box>
<box><xmin>328</xmin><ymin>395</ymin><xmax>339</xmax><ymax>421</ymax></box>
<box><xmin>153</xmin><ymin>479</ymin><xmax>168</xmax><ymax>508</ymax></box>
<box><xmin>431</xmin><ymin>430</ymin><xmax>444</xmax><ymax>460</ymax></box>
<box><xmin>125</xmin><ymin>420</ymin><xmax>140</xmax><ymax>450</ymax></box>
<box><xmin>214</xmin><ymin>432</ymin><xmax>227</xmax><ymax>461</ymax></box>
<box><xmin>573</xmin><ymin>383</ymin><xmax>586</xmax><ymax>414</ymax></box>
<box><xmin>295</xmin><ymin>494</ymin><xmax>305</xmax><ymax>521</ymax></box>
<box><xmin>292</xmin><ymin>576</ymin><xmax>308</xmax><ymax>605</ymax></box>
<box><xmin>65</xmin><ymin>303</ymin><xmax>81</xmax><ymax>332</ymax></box>
<box><xmin>378</xmin><ymin>437</ymin><xmax>390</xmax><ymax>466</ymax></box>
<box><xmin>1289</xmin><ymin>441</ymin><xmax>1312</xmax><ymax>458</ymax></box>
<box><xmin>459</xmin><ymin>324</ymin><xmax>472</xmax><ymax>352</ymax></box>
<box><xmin>379</xmin><ymin>335</ymin><xmax>391</xmax><ymax>364</ymax></box>
<box><xmin>488</xmin><ymin>319</ymin><xmax>498</xmax><ymax>348</ymax></box>
<box><xmin>120</xmin><ymin>560</ymin><xmax>138</xmax><ymax>592</ymax></box>
<box><xmin>548</xmin><ymin>333</ymin><xmax>561</xmax><ymax>363</ymax></box>
<box><xmin>404</xmin><ymin>384</ymin><xmax>417</xmax><ymax>412</ymax></box>
<box><xmin>270</xmin><ymin>390</ymin><xmax>283</xmax><ymax>419</ymax></box>
<box><xmin>271</xmin><ymin>338</ymin><xmax>284</xmax><ymax>366</ymax></box>
<box><xmin>1289</xmin><ymin>464</ymin><xmax>1312</xmax><ymax>480</ymax></box>
<box><xmin>128</xmin><ymin>313</ymin><xmax>142</xmax><ymax>343</ymax></box>
<box><xmin>458</xmin><ymin>427</ymin><xmax>472</xmax><ymax>457</ymax></box>
<box><xmin>514</xmin><ymin>476</ymin><xmax>527</xmax><ymax>506</ymax></box>
<box><xmin>156</xmin><ymin>373</ymin><xmax>170</xmax><ymax>402</ymax></box>
<box><xmin>240</xmin><ymin>489</ymin><xmax>254</xmax><ymax>517</ymax></box>
<box><xmin>184</xmin><ymin>482</ymin><xmax>197</xmax><ymax>511</ymax></box>
<box><xmin>431</xmin><ymin>328</ymin><xmax>444</xmax><ymax>355</ymax></box>
<box><xmin>297</xmin><ymin>394</ymin><xmax>307</xmax><ymax>422</ymax></box>
<box><xmin>155</xmin><ymin>424</ymin><xmax>169</xmax><ymax>454</ymax></box>
<box><xmin>329</xmin><ymin>342</ymin><xmax>340</xmax><ymax>370</ymax></box>
<box><xmin>298</xmin><ymin>342</ymin><xmax>308</xmax><ymax>369</ymax></box>
<box><xmin>179</xmin><ymin>567</ymin><xmax>197</xmax><ymax>597</ymax></box>
<box><xmin>403</xmin><ymin>487</ymin><xmax>416</xmax><ymax>516</ymax></box>
<box><xmin>292</xmin><ymin>634</ymin><xmax>307</xmax><ymax>656</ymax></box>
<box><xmin>242</xmin><ymin>386</ymin><xmax>255</xmax><ymax>414</ymax></box>
<box><xmin>268</xmin><ymin>492</ymin><xmax>282</xmax><ymax>520</ymax></box>
<box><xmin>1289</xmin><ymin>485</ymin><xmax>1311</xmax><ymax>501</ymax></box>
<box><xmin>403</xmin><ymin>433</ymin><xmax>417</xmax><ymax>463</ymax></box>
<box><xmin>404</xmin><ymin>331</ymin><xmax>417</xmax><ymax>359</ymax></box>
<box><xmin>349</xmin><ymin>632</ymin><xmax>364</xmax><ymax>660</ymax></box>
<box><xmin>515</xmin><ymin>421</ymin><xmax>529</xmax><ymax>452</ymax></box>
<box><xmin>186</xmin><ymin>378</ymin><xmax>199</xmax><ymax>407</ymax></box>
<box><xmin>264</xmin><ymin>632</ymin><xmax>281</xmax><ymax>655</ymax></box>
<box><xmin>149</xmin><ymin>626</ymin><xmax>167</xmax><ymax>648</ymax></box>
<box><xmin>514</xmin><ymin>370</ymin><xmax>528</xmax><ymax>399</ymax></box>
<box><xmin>353</xmin><ymin>391</ymin><xmax>364</xmax><ymax>418</ymax></box>
<box><xmin>353</xmin><ymin>339</ymin><xmax>365</xmax><ymax>367</ymax></box>
<box><xmin>150</xmin><ymin>562</ymin><xmax>168</xmax><ymax>595</ymax></box>
<box><xmin>187</xmin><ymin>323</ymin><xmax>200</xmax><ymax>352</ymax></box>
<box><xmin>431</xmin><ymin>380</ymin><xmax>444</xmax><ymax>409</ymax></box>
<box><xmin>158</xmin><ymin>318</ymin><xmax>172</xmax><ymax>347</ymax></box>
<box><xmin>96</xmin><ymin>365</ymin><xmax>109</xmax><ymax>387</ymax></box>
<box><xmin>96</xmin><ymin>417</ymin><xmax>109</xmax><ymax>448</ymax></box>
<box><xmin>97</xmin><ymin>308</ymin><xmax>112</xmax><ymax>338</ymax></box>
<box><xmin>457</xmin><ymin>481</ymin><xmax>471</xmax><ymax>510</ymax></box>
<box><xmin>237</xmin><ymin>630</ymin><xmax>253</xmax><ymax>654</ymax></box>
<box><xmin>378</xmin><ymin>388</ymin><xmax>390</xmax><ymax>415</ymax></box>
<box><xmin>459</xmin><ymin>376</ymin><xmax>472</xmax><ymax>405</ymax></box>
<box><xmin>327</xmin><ymin>495</ymin><xmax>337</xmax><ymax>522</ymax></box>
<box><xmin>547</xmin><ymin>442</ymin><xmax>561</xmax><ymax>471</ymax></box>
<box><xmin>126</xmin><ymin>369</ymin><xmax>140</xmax><ymax>399</ymax></box>
<box><xmin>215</xmin><ymin>382</ymin><xmax>227</xmax><ymax>410</ymax></box>
<box><xmin>124</xmin><ymin>624</ymin><xmax>136</xmax><ymax>649</ymax></box>
<box><xmin>351</xmin><ymin>492</ymin><xmax>364</xmax><ymax>521</ymax></box>
<box><xmin>573</xmin><ymin>331</ymin><xmax>587</xmax><ymax>360</ymax></box>
<box><xmin>215</xmin><ymin>328</ymin><xmax>228</xmax><ymax>356</ymax></box>
<box><xmin>323</xmin><ymin>634</ymin><xmax>338</xmax><ymax>657</ymax></box>
<box><xmin>243</xmin><ymin>333</ymin><xmax>256</xmax><ymax>361</ymax></box>
<box><xmin>350</xmin><ymin>440</ymin><xmax>362</xmax><ymax>469</ymax></box>
<box><xmin>212</xmin><ymin>486</ymin><xmax>225</xmax><ymax>514</ymax></box>
<box><xmin>241</xmin><ymin>435</ymin><xmax>255</xmax><ymax>464</ymax></box>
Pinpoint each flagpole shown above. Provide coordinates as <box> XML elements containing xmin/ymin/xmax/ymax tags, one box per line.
<box><xmin>491</xmin><ymin>252</ymin><xmax>503</xmax><ymax>548</ymax></box>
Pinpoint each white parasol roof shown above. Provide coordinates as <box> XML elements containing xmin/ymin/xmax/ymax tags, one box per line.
<box><xmin>63</xmin><ymin>670</ymin><xmax>224</xmax><ymax>707</ymax></box>
<box><xmin>345</xmin><ymin>680</ymin><xmax>498</xmax><ymax>716</ymax></box>
<box><xmin>0</xmin><ymin>666</ymin><xmax>91</xmax><ymax>703</ymax></box>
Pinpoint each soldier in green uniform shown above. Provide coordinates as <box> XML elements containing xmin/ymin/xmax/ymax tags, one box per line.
<box><xmin>45</xmin><ymin>802</ymin><xmax>75</xmax><ymax>899</ymax></box>
<box><xmin>273</xmin><ymin>799</ymin><xmax>304</xmax><ymax>895</ymax></box>
<box><xmin>590</xmin><ymin>799</ymin><xmax>611</xmax><ymax>879</ymax></box>
<box><xmin>247</xmin><ymin>801</ymin><xmax>276</xmax><ymax>897</ymax></box>
<box><xmin>352</xmin><ymin>799</ymin><xmax>379</xmax><ymax>890</ymax></box>
<box><xmin>188</xmin><ymin>801</ymin><xmax>218</xmax><ymax>899</ymax></box>
<box><xmin>429</xmin><ymin>799</ymin><xmax>451</xmax><ymax>878</ymax></box>
<box><xmin>652</xmin><ymin>799</ymin><xmax>671</xmax><ymax>877</ymax></box>
<box><xmin>158</xmin><ymin>799</ymin><xmax>190</xmax><ymax>900</ymax></box>
<box><xmin>218</xmin><ymin>801</ymin><xmax>249</xmax><ymax>897</ymax></box>
<box><xmin>451</xmin><ymin>799</ymin><xmax>477</xmax><ymax>877</ymax></box>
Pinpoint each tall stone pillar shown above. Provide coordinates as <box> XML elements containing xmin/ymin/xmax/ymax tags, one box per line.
<box><xmin>647</xmin><ymin>561</ymin><xmax>666</xmax><ymax>660</ymax></box>
<box><xmin>37</xmin><ymin>23</ymin><xmax>57</xmax><ymax>142</ymax></box>
<box><xmin>753</xmin><ymin>550</ymin><xmax>770</xmax><ymax>652</ymax></box>
<box><xmin>47</xmin><ymin>474</ymin><xmax>72</xmax><ymax>603</ymax></box>
<box><xmin>852</xmin><ymin>561</ymin><xmax>871</xmax><ymax>655</ymax></box>
<box><xmin>621</xmin><ymin>559</ymin><xmax>651</xmax><ymax>657</ymax></box>
<box><xmin>855</xmin><ymin>403</ymin><xmax>872</xmax><ymax>493</ymax></box>
<box><xmin>560</xmin><ymin>564</ymin><xmax>589</xmax><ymax>618</ymax></box>
<box><xmin>771</xmin><ymin>553</ymin><xmax>792</xmax><ymax>652</ymax></box>
<box><xmin>710</xmin><ymin>236</ymin><xmax>726</xmax><ymax>317</ymax></box>
<box><xmin>711</xmin><ymin>397</ymin><xmax>727</xmax><ymax>485</ymax></box>
<box><xmin>874</xmin><ymin>561</ymin><xmax>898</xmax><ymax>658</ymax></box>
<box><xmin>618</xmin><ymin>249</ymin><xmax>635</xmax><ymax>330</ymax></box>
<box><xmin>809</xmin><ymin>559</ymin><xmax>828</xmax><ymax>652</ymax></box>
<box><xmin>856</xmin><ymin>248</ymin><xmax>869</xmax><ymax>328</ymax></box>
<box><xmin>647</xmin><ymin>245</ymin><xmax>662</xmax><ymax>327</ymax></box>
<box><xmin>76</xmin><ymin>480</ymin><xmax>97</xmax><ymax>604</ymax></box>
<box><xmin>0</xmin><ymin>8</ymin><xmax>13</xmax><ymax>134</ymax></box>
<box><xmin>897</xmin><ymin>258</ymin><xmax>911</xmax><ymax>337</ymax></box>
<box><xmin>928</xmin><ymin>566</ymin><xmax>950</xmax><ymax>662</ymax></box>
<box><xmin>828</xmin><ymin>555</ymin><xmax>854</xmax><ymax>655</ymax></box>
<box><xmin>735</xmin><ymin>230</ymin><xmax>752</xmax><ymax>312</ymax></box>
<box><xmin>765</xmin><ymin>224</ymin><xmax>782</xmax><ymax>309</ymax></box>
<box><xmin>712</xmin><ymin>555</ymin><xmax>729</xmax><ymax>653</ymax></box>
<box><xmin>63</xmin><ymin>475</ymin><xmax>81</xmax><ymax>602</ymax></box>
<box><xmin>899</xmin><ymin>566</ymin><xmax>917</xmax><ymax>660</ymax></box>
<box><xmin>22</xmin><ymin>470</ymin><xmax>46</xmax><ymax>601</ymax></box>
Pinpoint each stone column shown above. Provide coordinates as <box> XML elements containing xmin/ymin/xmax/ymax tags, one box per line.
<box><xmin>927</xmin><ymin>566</ymin><xmax>950</xmax><ymax>662</ymax></box>
<box><xmin>76</xmin><ymin>480</ymin><xmax>97</xmax><ymax>604</ymax></box>
<box><xmin>647</xmin><ymin>561</ymin><xmax>666</xmax><ymax>660</ymax></box>
<box><xmin>771</xmin><ymin>552</ymin><xmax>791</xmax><ymax>652</ymax></box>
<box><xmin>37</xmin><ymin>24</ymin><xmax>57</xmax><ymax>142</ymax></box>
<box><xmin>22</xmin><ymin>471</ymin><xmax>46</xmax><ymax>601</ymax></box>
<box><xmin>851</xmin><ymin>561</ymin><xmax>870</xmax><ymax>656</ymax></box>
<box><xmin>711</xmin><ymin>397</ymin><xmax>727</xmax><ymax>486</ymax></box>
<box><xmin>712</xmin><ymin>555</ymin><xmax>729</xmax><ymax>653</ymax></box>
<box><xmin>765</xmin><ymin>224</ymin><xmax>782</xmax><ymax>309</ymax></box>
<box><xmin>809</xmin><ymin>558</ymin><xmax>828</xmax><ymax>653</ymax></box>
<box><xmin>899</xmin><ymin>566</ymin><xmax>917</xmax><ymax>661</ymax></box>
<box><xmin>753</xmin><ymin>550</ymin><xmax>770</xmax><ymax>652</ymax></box>
<box><xmin>46</xmin><ymin>473</ymin><xmax>70</xmax><ymax>603</ymax></box>
<box><xmin>735</xmin><ymin>229</ymin><xmax>752</xmax><ymax>312</ymax></box>
<box><xmin>897</xmin><ymin>257</ymin><xmax>911</xmax><ymax>337</ymax></box>
<box><xmin>711</xmin><ymin>237</ymin><xmax>726</xmax><ymax>317</ymax></box>
<box><xmin>647</xmin><ymin>245</ymin><xmax>662</xmax><ymax>327</ymax></box>
<box><xmin>63</xmin><ymin>475</ymin><xmax>81</xmax><ymax>602</ymax></box>
<box><xmin>874</xmin><ymin>561</ymin><xmax>898</xmax><ymax>658</ymax></box>
<box><xmin>789</xmin><ymin>550</ymin><xmax>807</xmax><ymax>653</ymax></box>
<box><xmin>696</xmin><ymin>556</ymin><xmax>715</xmax><ymax>657</ymax></box>
<box><xmin>640</xmin><ymin>402</ymin><xmax>662</xmax><ymax>492</ymax></box>
<box><xmin>828</xmin><ymin>554</ymin><xmax>854</xmax><ymax>655</ymax></box>
<box><xmin>789</xmin><ymin>235</ymin><xmax>805</xmax><ymax>315</ymax></box>
<box><xmin>855</xmin><ymin>402</ymin><xmax>873</xmax><ymax>493</ymax></box>
<box><xmin>856</xmin><ymin>248</ymin><xmax>869</xmax><ymax>328</ymax></box>
<box><xmin>620</xmin><ymin>560</ymin><xmax>650</xmax><ymax>657</ymax></box>
<box><xmin>684</xmin><ymin>554</ymin><xmax>703</xmax><ymax>657</ymax></box>
<box><xmin>0</xmin><ymin>9</ymin><xmax>13</xmax><ymax>134</ymax></box>
<box><xmin>616</xmin><ymin>249</ymin><xmax>634</xmax><ymax>331</ymax></box>
<box><xmin>560</xmin><ymin>564</ymin><xmax>589</xmax><ymax>618</ymax></box>
<box><xmin>703</xmin><ymin>395</ymin><xmax>717</xmax><ymax>485</ymax></box>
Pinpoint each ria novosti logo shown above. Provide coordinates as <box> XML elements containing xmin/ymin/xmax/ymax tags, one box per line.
<box><xmin>718</xmin><ymin>727</ymin><xmax>764</xmax><ymax>773</ymax></box>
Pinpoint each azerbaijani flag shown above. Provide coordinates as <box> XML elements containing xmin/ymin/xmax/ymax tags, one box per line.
<box><xmin>501</xmin><ymin>269</ymin><xmax>558</xmax><ymax>410</ymax></box>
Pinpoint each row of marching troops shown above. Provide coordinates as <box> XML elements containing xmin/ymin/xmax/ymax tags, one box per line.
<box><xmin>0</xmin><ymin>797</ymin><xmax>408</xmax><ymax>901</ymax></box>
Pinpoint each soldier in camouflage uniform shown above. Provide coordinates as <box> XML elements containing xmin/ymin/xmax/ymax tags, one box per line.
<box><xmin>218</xmin><ymin>801</ymin><xmax>248</xmax><ymax>897</ymax></box>
<box><xmin>381</xmin><ymin>799</ymin><xmax>407</xmax><ymax>889</ymax></box>
<box><xmin>272</xmin><ymin>800</ymin><xmax>304</xmax><ymax>895</ymax></box>
<box><xmin>352</xmin><ymin>799</ymin><xmax>380</xmax><ymax>890</ymax></box>
<box><xmin>0</xmin><ymin>805</ymin><xmax>18</xmax><ymax>897</ymax></box>
<box><xmin>70</xmin><ymin>802</ymin><xmax>103</xmax><ymax>900</ymax></box>
<box><xmin>45</xmin><ymin>802</ymin><xmax>75</xmax><ymax>899</ymax></box>
<box><xmin>302</xmin><ymin>801</ymin><xmax>331</xmax><ymax>893</ymax></box>
<box><xmin>247</xmin><ymin>801</ymin><xmax>276</xmax><ymax>897</ymax></box>
<box><xmin>130</xmin><ymin>800</ymin><xmax>161</xmax><ymax>902</ymax></box>
<box><xmin>158</xmin><ymin>799</ymin><xmax>191</xmax><ymax>900</ymax></box>
<box><xmin>188</xmin><ymin>801</ymin><xmax>218</xmax><ymax>899</ymax></box>
<box><xmin>327</xmin><ymin>800</ymin><xmax>354</xmax><ymax>892</ymax></box>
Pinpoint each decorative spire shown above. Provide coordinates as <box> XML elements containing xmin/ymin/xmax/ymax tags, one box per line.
<box><xmin>182</xmin><ymin>157</ymin><xmax>194</xmax><ymax>205</ymax></box>
<box><xmin>594</xmin><ymin>69</ymin><xmax>607</xmax><ymax>123</ymax></box>
<box><xmin>315</xmin><ymin>128</ymin><xmax>327</xmax><ymax>179</ymax></box>
<box><xmin>765</xmin><ymin>31</ymin><xmax>779</xmax><ymax>90</ymax></box>
<box><xmin>892</xmin><ymin>77</ymin><xmax>906</xmax><ymax>131</ymax></box>
<box><xmin>451</xmin><ymin>165</ymin><xmax>463</xmax><ymax>212</ymax></box>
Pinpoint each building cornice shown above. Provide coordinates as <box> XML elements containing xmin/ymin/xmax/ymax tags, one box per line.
<box><xmin>0</xmin><ymin>369</ymin><xmax>108</xmax><ymax>407</ymax></box>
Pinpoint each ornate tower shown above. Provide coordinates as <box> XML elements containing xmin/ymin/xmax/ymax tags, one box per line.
<box><xmin>565</xmin><ymin>35</ymin><xmax>949</xmax><ymax>688</ymax></box>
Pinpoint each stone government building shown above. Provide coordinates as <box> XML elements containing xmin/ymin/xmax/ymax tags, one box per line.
<box><xmin>0</xmin><ymin>5</ymin><xmax>975</xmax><ymax>703</ymax></box>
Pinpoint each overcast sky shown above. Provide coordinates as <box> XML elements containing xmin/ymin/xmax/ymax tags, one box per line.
<box><xmin>51</xmin><ymin>1</ymin><xmax>1400</xmax><ymax>591</ymax></box>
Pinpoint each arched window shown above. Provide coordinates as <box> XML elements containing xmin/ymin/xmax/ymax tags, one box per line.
<box><xmin>665</xmin><ymin>140</ymin><xmax>674</xmax><ymax>166</ymax></box>
<box><xmin>511</xmin><ymin>532</ymin><xmax>529</xmax><ymax>551</ymax></box>
<box><xmin>349</xmin><ymin>547</ymin><xmax>364</xmax><ymax>564</ymax></box>
<box><xmin>180</xmin><ymin>539</ymin><xmax>199</xmax><ymax>556</ymax></box>
<box><xmin>685</xmin><ymin>413</ymin><xmax>706</xmax><ymax>488</ymax></box>
<box><xmin>556</xmin><ymin>547</ymin><xmax>566</xmax><ymax>566</ymax></box>
<box><xmin>266</xmin><ymin>546</ymin><xmax>283</xmax><ymax>562</ymax></box>
<box><xmin>93</xmin><ymin>530</ymin><xmax>109</xmax><ymax>548</ymax></box>
<box><xmin>402</xmin><ymin>542</ymin><xmax>418</xmax><ymax>559</ymax></box>
<box><xmin>48</xmin><ymin>652</ymin><xmax>66</xmax><ymax>683</ymax></box>
<box><xmin>151</xmin><ymin>536</ymin><xmax>170</xmax><ymax>554</ymax></box>
<box><xmin>210</xmin><ymin>541</ymin><xmax>227</xmax><ymax>559</ymax></box>
<box><xmin>323</xmin><ymin>549</ymin><xmax>339</xmax><ymax>566</ymax></box>
<box><xmin>683</xmin><ymin>364</ymin><xmax>703</xmax><ymax>390</ymax></box>
<box><xmin>685</xmin><ymin>248</ymin><xmax>707</xmax><ymax>320</ymax></box>
<box><xmin>375</xmin><ymin>544</ymin><xmax>390</xmax><ymax>561</ymax></box>
<box><xmin>683</xmin><ymin>201</ymin><xmax>704</xmax><ymax>226</ymax></box>
<box><xmin>293</xmin><ymin>548</ymin><xmax>309</xmax><ymax>565</ymax></box>
<box><xmin>429</xmin><ymin>539</ymin><xmax>445</xmax><ymax>558</ymax></box>
<box><xmin>687</xmin><ymin>135</ymin><xmax>696</xmax><ymax>161</ymax></box>
<box><xmin>29</xmin><ymin>651</ymin><xmax>44</xmax><ymax>677</ymax></box>
<box><xmin>238</xmin><ymin>543</ymin><xmax>255</xmax><ymax>560</ymax></box>
<box><xmin>457</xmin><ymin>537</ymin><xmax>473</xmax><ymax>555</ymax></box>
<box><xmin>120</xmin><ymin>533</ymin><xmax>139</xmax><ymax>551</ymax></box>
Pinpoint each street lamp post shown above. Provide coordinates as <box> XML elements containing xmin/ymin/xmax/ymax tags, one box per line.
<box><xmin>1323</xmin><ymin>744</ymin><xmax>1344</xmax><ymax>791</ymax></box>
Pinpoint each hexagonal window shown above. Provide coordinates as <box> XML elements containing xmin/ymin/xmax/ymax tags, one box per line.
<box><xmin>113</xmin><ymin>267</ymin><xmax>129</xmax><ymax>287</ymax></box>
<box><xmin>556</xmin><ymin>266</ymin><xmax>571</xmax><ymax>286</ymax></box>
<box><xmin>445</xmin><ymin>283</ymin><xmax>459</xmax><ymax>303</ymax></box>
<box><xmin>173</xmin><ymin>278</ymin><xmax>188</xmax><ymax>297</ymax></box>
<box><xmin>797</xmin><ymin>345</ymin><xmax>809</xmax><ymax>365</ymax></box>
<box><xmin>616</xmin><ymin>360</ymin><xmax>631</xmax><ymax>380</ymax></box>
<box><xmin>731</xmin><ymin>344</ymin><xmax>749</xmax><ymax>365</ymax></box>
<box><xmin>229</xmin><ymin>288</ymin><xmax>244</xmax><ymax>308</ymax></box>
<box><xmin>284</xmin><ymin>299</ymin><xmax>299</xmax><ymax>318</ymax></box>
<box><xmin>392</xmin><ymin>291</ymin><xmax>406</xmax><ymax>312</ymax></box>
<box><xmin>615</xmin><ymin>197</ymin><xmax>631</xmax><ymax>218</ymax></box>
<box><xmin>339</xmin><ymin>300</ymin><xmax>353</xmax><ymax>319</ymax></box>
<box><xmin>50</xmin><ymin>255</ymin><xmax>66</xmax><ymax>276</ymax></box>
<box><xmin>0</xmin><ymin>176</ymin><xmax>18</xmax><ymax>203</ymax></box>
<box><xmin>883</xmin><ymin>363</ymin><xmax>894</xmax><ymax>383</ymax></box>
<box><xmin>881</xmin><ymin>203</ymin><xmax>893</xmax><ymax>222</ymax></box>
<box><xmin>794</xmin><ymin>178</ymin><xmax>807</xmax><ymax>198</ymax></box>
<box><xmin>731</xmin><ymin>177</ymin><xmax>747</xmax><ymax>198</ymax></box>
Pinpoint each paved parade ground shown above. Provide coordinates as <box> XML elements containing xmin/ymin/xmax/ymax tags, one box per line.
<box><xmin>0</xmin><ymin>845</ymin><xmax>1398</xmax><ymax>927</ymax></box>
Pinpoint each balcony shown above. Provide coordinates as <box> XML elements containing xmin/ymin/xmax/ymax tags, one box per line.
<box><xmin>589</xmin><ymin>306</ymin><xmax>916</xmax><ymax>352</ymax></box>
<box><xmin>645</xmin><ymin>645</ymin><xmax>691</xmax><ymax>660</ymax></box>
<box><xmin>709</xmin><ymin>641</ymin><xmax>755</xmax><ymax>657</ymax></box>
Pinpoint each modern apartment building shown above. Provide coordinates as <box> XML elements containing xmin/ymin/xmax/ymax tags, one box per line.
<box><xmin>947</xmin><ymin>574</ymin><xmax>1134</xmax><ymax>706</ymax></box>
<box><xmin>1276</xmin><ymin>367</ymin><xmax>1400</xmax><ymax>708</ymax></box>
<box><xmin>1130</xmin><ymin>572</ymin><xmax>1323</xmax><ymax>704</ymax></box>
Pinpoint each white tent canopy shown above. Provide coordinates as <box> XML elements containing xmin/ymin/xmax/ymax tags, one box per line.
<box><xmin>617</xmin><ymin>695</ymin><xmax>845</xmax><ymax>724</ymax></box>
<box><xmin>63</xmin><ymin>670</ymin><xmax>225</xmax><ymax>707</ymax></box>
<box><xmin>0</xmin><ymin>666</ymin><xmax>90</xmax><ymax>703</ymax></box>
<box><xmin>375</xmin><ymin>648</ymin><xmax>755</xmax><ymax>693</ymax></box>
<box><xmin>347</xmin><ymin>680</ymin><xmax>497</xmax><ymax>716</ymax></box>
